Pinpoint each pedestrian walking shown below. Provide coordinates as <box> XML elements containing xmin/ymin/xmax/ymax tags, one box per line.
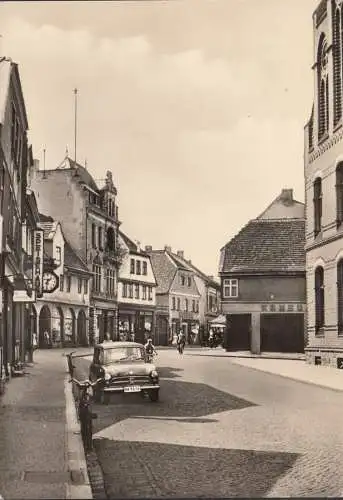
<box><xmin>176</xmin><ymin>330</ymin><xmax>186</xmax><ymax>354</ymax></box>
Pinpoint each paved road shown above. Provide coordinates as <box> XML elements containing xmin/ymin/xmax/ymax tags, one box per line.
<box><xmin>74</xmin><ymin>348</ymin><xmax>343</xmax><ymax>498</ymax></box>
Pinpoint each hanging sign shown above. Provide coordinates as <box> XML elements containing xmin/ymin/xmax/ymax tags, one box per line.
<box><xmin>33</xmin><ymin>229</ymin><xmax>44</xmax><ymax>297</ymax></box>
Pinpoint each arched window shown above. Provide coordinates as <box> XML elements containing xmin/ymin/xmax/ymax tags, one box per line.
<box><xmin>337</xmin><ymin>260</ymin><xmax>343</xmax><ymax>332</ymax></box>
<box><xmin>313</xmin><ymin>177</ymin><xmax>322</xmax><ymax>237</ymax></box>
<box><xmin>333</xmin><ymin>7</ymin><xmax>342</xmax><ymax>125</ymax></box>
<box><xmin>315</xmin><ymin>266</ymin><xmax>325</xmax><ymax>333</ymax></box>
<box><xmin>317</xmin><ymin>36</ymin><xmax>329</xmax><ymax>139</ymax></box>
<box><xmin>336</xmin><ymin>163</ymin><xmax>343</xmax><ymax>226</ymax></box>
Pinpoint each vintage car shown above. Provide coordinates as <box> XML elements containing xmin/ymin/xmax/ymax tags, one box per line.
<box><xmin>89</xmin><ymin>341</ymin><xmax>160</xmax><ymax>404</ymax></box>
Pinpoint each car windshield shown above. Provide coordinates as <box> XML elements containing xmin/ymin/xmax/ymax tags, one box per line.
<box><xmin>103</xmin><ymin>346</ymin><xmax>145</xmax><ymax>364</ymax></box>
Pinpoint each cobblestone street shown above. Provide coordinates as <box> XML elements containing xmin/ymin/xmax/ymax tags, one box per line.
<box><xmin>73</xmin><ymin>348</ymin><xmax>343</xmax><ymax>498</ymax></box>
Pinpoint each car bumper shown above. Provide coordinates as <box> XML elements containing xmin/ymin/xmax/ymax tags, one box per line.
<box><xmin>103</xmin><ymin>384</ymin><xmax>160</xmax><ymax>393</ymax></box>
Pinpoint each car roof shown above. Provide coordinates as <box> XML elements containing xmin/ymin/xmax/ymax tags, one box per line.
<box><xmin>94</xmin><ymin>341</ymin><xmax>144</xmax><ymax>350</ymax></box>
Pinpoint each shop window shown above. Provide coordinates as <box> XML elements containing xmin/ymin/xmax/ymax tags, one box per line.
<box><xmin>315</xmin><ymin>266</ymin><xmax>325</xmax><ymax>333</ymax></box>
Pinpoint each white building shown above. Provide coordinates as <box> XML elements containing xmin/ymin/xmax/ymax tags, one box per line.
<box><xmin>118</xmin><ymin>231</ymin><xmax>157</xmax><ymax>344</ymax></box>
<box><xmin>35</xmin><ymin>214</ymin><xmax>92</xmax><ymax>347</ymax></box>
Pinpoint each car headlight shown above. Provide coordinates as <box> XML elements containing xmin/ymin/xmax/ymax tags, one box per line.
<box><xmin>150</xmin><ymin>370</ymin><xmax>158</xmax><ymax>378</ymax></box>
<box><xmin>104</xmin><ymin>372</ymin><xmax>111</xmax><ymax>381</ymax></box>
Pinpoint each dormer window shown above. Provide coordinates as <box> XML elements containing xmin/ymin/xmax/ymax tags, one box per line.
<box><xmin>317</xmin><ymin>36</ymin><xmax>329</xmax><ymax>139</ymax></box>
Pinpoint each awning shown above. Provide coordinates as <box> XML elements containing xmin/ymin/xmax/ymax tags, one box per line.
<box><xmin>209</xmin><ymin>314</ymin><xmax>226</xmax><ymax>327</ymax></box>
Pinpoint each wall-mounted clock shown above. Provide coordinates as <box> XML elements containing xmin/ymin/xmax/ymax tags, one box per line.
<box><xmin>42</xmin><ymin>271</ymin><xmax>59</xmax><ymax>293</ymax></box>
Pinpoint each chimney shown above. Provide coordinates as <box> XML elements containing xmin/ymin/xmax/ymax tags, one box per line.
<box><xmin>164</xmin><ymin>245</ymin><xmax>172</xmax><ymax>253</ymax></box>
<box><xmin>279</xmin><ymin>189</ymin><xmax>293</xmax><ymax>204</ymax></box>
<box><xmin>208</xmin><ymin>275</ymin><xmax>214</xmax><ymax>280</ymax></box>
<box><xmin>177</xmin><ymin>250</ymin><xmax>184</xmax><ymax>259</ymax></box>
<box><xmin>145</xmin><ymin>245</ymin><xmax>152</xmax><ymax>252</ymax></box>
<box><xmin>188</xmin><ymin>259</ymin><xmax>192</xmax><ymax>264</ymax></box>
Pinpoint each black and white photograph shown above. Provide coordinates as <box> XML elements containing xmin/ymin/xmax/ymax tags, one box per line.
<box><xmin>1</xmin><ymin>0</ymin><xmax>343</xmax><ymax>498</ymax></box>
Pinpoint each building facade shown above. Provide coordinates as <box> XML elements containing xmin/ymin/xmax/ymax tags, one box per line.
<box><xmin>30</xmin><ymin>157</ymin><xmax>121</xmax><ymax>344</ymax></box>
<box><xmin>117</xmin><ymin>231</ymin><xmax>157</xmax><ymax>344</ymax></box>
<box><xmin>304</xmin><ymin>0</ymin><xmax>343</xmax><ymax>367</ymax></box>
<box><xmin>0</xmin><ymin>57</ymin><xmax>35</xmax><ymax>381</ymax></box>
<box><xmin>219</xmin><ymin>189</ymin><xmax>306</xmax><ymax>354</ymax></box>
<box><xmin>34</xmin><ymin>215</ymin><xmax>91</xmax><ymax>348</ymax></box>
<box><xmin>146</xmin><ymin>246</ymin><xmax>202</xmax><ymax>345</ymax></box>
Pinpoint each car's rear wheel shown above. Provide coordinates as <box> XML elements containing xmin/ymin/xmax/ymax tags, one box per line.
<box><xmin>149</xmin><ymin>389</ymin><xmax>159</xmax><ymax>402</ymax></box>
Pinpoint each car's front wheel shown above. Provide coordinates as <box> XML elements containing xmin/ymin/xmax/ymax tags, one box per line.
<box><xmin>149</xmin><ymin>389</ymin><xmax>159</xmax><ymax>402</ymax></box>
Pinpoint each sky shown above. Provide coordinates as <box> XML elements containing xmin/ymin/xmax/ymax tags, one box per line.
<box><xmin>0</xmin><ymin>0</ymin><xmax>318</xmax><ymax>276</ymax></box>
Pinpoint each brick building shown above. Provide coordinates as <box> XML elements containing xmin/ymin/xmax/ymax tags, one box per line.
<box><xmin>219</xmin><ymin>189</ymin><xmax>306</xmax><ymax>354</ymax></box>
<box><xmin>29</xmin><ymin>156</ymin><xmax>121</xmax><ymax>344</ymax></box>
<box><xmin>304</xmin><ymin>0</ymin><xmax>343</xmax><ymax>367</ymax></box>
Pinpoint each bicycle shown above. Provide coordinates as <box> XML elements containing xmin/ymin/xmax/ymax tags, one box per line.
<box><xmin>66</xmin><ymin>351</ymin><xmax>76</xmax><ymax>378</ymax></box>
<box><xmin>69</xmin><ymin>377</ymin><xmax>103</xmax><ymax>452</ymax></box>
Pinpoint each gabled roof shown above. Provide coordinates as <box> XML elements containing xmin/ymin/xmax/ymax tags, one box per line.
<box><xmin>56</xmin><ymin>156</ymin><xmax>99</xmax><ymax>192</ymax></box>
<box><xmin>0</xmin><ymin>57</ymin><xmax>28</xmax><ymax>129</ymax></box>
<box><xmin>119</xmin><ymin>231</ymin><xmax>138</xmax><ymax>252</ymax></box>
<box><xmin>220</xmin><ymin>218</ymin><xmax>305</xmax><ymax>274</ymax></box>
<box><xmin>64</xmin><ymin>240</ymin><xmax>90</xmax><ymax>274</ymax></box>
<box><xmin>148</xmin><ymin>251</ymin><xmax>177</xmax><ymax>294</ymax></box>
<box><xmin>169</xmin><ymin>252</ymin><xmax>220</xmax><ymax>288</ymax></box>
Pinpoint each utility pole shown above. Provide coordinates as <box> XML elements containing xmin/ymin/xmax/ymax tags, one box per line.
<box><xmin>74</xmin><ymin>88</ymin><xmax>78</xmax><ymax>167</ymax></box>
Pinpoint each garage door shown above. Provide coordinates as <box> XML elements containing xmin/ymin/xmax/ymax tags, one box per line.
<box><xmin>225</xmin><ymin>314</ymin><xmax>251</xmax><ymax>351</ymax></box>
<box><xmin>261</xmin><ymin>313</ymin><xmax>304</xmax><ymax>353</ymax></box>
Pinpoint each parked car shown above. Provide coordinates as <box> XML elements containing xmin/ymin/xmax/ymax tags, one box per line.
<box><xmin>89</xmin><ymin>341</ymin><xmax>160</xmax><ymax>404</ymax></box>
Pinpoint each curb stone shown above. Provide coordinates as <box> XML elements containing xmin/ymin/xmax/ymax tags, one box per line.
<box><xmin>64</xmin><ymin>375</ymin><xmax>93</xmax><ymax>499</ymax></box>
<box><xmin>68</xmin><ymin>376</ymin><xmax>107</xmax><ymax>499</ymax></box>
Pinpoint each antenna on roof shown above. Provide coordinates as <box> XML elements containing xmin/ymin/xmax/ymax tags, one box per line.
<box><xmin>43</xmin><ymin>148</ymin><xmax>46</xmax><ymax>179</ymax></box>
<box><xmin>65</xmin><ymin>146</ymin><xmax>69</xmax><ymax>158</ymax></box>
<box><xmin>73</xmin><ymin>88</ymin><xmax>78</xmax><ymax>168</ymax></box>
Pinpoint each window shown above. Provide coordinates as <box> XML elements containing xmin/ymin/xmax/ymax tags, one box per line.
<box><xmin>106</xmin><ymin>269</ymin><xmax>116</xmax><ymax>297</ymax></box>
<box><xmin>185</xmin><ymin>298</ymin><xmax>188</xmax><ymax>311</ymax></box>
<box><xmin>317</xmin><ymin>36</ymin><xmax>329</xmax><ymax>139</ymax></box>
<box><xmin>177</xmin><ymin>298</ymin><xmax>180</xmax><ymax>310</ymax></box>
<box><xmin>192</xmin><ymin>300</ymin><xmax>195</xmax><ymax>312</ymax></box>
<box><xmin>188</xmin><ymin>277</ymin><xmax>191</xmax><ymax>287</ymax></box>
<box><xmin>122</xmin><ymin>283</ymin><xmax>128</xmax><ymax>298</ymax></box>
<box><xmin>66</xmin><ymin>275</ymin><xmax>71</xmax><ymax>293</ymax></box>
<box><xmin>142</xmin><ymin>285</ymin><xmax>147</xmax><ymax>300</ymax></box>
<box><xmin>223</xmin><ymin>279</ymin><xmax>238</xmax><ymax>298</ymax></box>
<box><xmin>315</xmin><ymin>266</ymin><xmax>325</xmax><ymax>333</ymax></box>
<box><xmin>136</xmin><ymin>260</ymin><xmax>141</xmax><ymax>275</ymax></box>
<box><xmin>92</xmin><ymin>265</ymin><xmax>101</xmax><ymax>293</ymax></box>
<box><xmin>130</xmin><ymin>259</ymin><xmax>135</xmax><ymax>274</ymax></box>
<box><xmin>333</xmin><ymin>8</ymin><xmax>342</xmax><ymax>126</ymax></box>
<box><xmin>143</xmin><ymin>262</ymin><xmax>147</xmax><ymax>275</ymax></box>
<box><xmin>129</xmin><ymin>283</ymin><xmax>134</xmax><ymax>298</ymax></box>
<box><xmin>313</xmin><ymin>178</ymin><xmax>322</xmax><ymax>237</ymax></box>
<box><xmin>106</xmin><ymin>227</ymin><xmax>115</xmax><ymax>251</ymax></box>
<box><xmin>172</xmin><ymin>297</ymin><xmax>176</xmax><ymax>310</ymax></box>
<box><xmin>60</xmin><ymin>275</ymin><xmax>64</xmax><ymax>292</ymax></box>
<box><xmin>134</xmin><ymin>283</ymin><xmax>139</xmax><ymax>299</ymax></box>
<box><xmin>78</xmin><ymin>278</ymin><xmax>82</xmax><ymax>294</ymax></box>
<box><xmin>337</xmin><ymin>164</ymin><xmax>343</xmax><ymax>227</ymax></box>
<box><xmin>91</xmin><ymin>224</ymin><xmax>96</xmax><ymax>248</ymax></box>
<box><xmin>148</xmin><ymin>286</ymin><xmax>153</xmax><ymax>301</ymax></box>
<box><xmin>181</xmin><ymin>275</ymin><xmax>185</xmax><ymax>286</ymax></box>
<box><xmin>98</xmin><ymin>227</ymin><xmax>103</xmax><ymax>249</ymax></box>
<box><xmin>55</xmin><ymin>246</ymin><xmax>61</xmax><ymax>264</ymax></box>
<box><xmin>84</xmin><ymin>279</ymin><xmax>88</xmax><ymax>294</ymax></box>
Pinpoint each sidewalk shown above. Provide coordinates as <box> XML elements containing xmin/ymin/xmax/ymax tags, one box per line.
<box><xmin>225</xmin><ymin>356</ymin><xmax>343</xmax><ymax>392</ymax></box>
<box><xmin>0</xmin><ymin>349</ymin><xmax>91</xmax><ymax>500</ymax></box>
<box><xmin>184</xmin><ymin>347</ymin><xmax>306</xmax><ymax>361</ymax></box>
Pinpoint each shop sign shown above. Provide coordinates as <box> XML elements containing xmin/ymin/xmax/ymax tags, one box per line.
<box><xmin>261</xmin><ymin>303</ymin><xmax>303</xmax><ymax>313</ymax></box>
<box><xmin>33</xmin><ymin>229</ymin><xmax>44</xmax><ymax>297</ymax></box>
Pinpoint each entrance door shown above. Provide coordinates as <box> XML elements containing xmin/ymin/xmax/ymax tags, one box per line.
<box><xmin>261</xmin><ymin>313</ymin><xmax>304</xmax><ymax>353</ymax></box>
<box><xmin>225</xmin><ymin>314</ymin><xmax>251</xmax><ymax>351</ymax></box>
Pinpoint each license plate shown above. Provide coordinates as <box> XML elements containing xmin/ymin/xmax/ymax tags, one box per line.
<box><xmin>124</xmin><ymin>386</ymin><xmax>141</xmax><ymax>393</ymax></box>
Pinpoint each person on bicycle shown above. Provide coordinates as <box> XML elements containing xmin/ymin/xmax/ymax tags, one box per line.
<box><xmin>144</xmin><ymin>338</ymin><xmax>157</xmax><ymax>358</ymax></box>
<box><xmin>177</xmin><ymin>331</ymin><xmax>186</xmax><ymax>354</ymax></box>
